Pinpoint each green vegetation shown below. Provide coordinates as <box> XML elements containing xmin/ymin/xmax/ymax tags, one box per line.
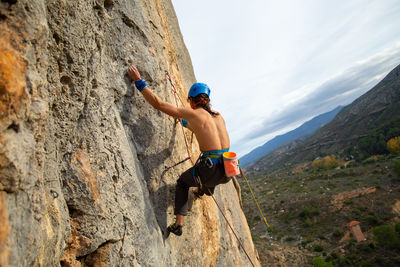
<box><xmin>299</xmin><ymin>206</ymin><xmax>320</xmax><ymax>218</ymax></box>
<box><xmin>240</xmin><ymin>154</ymin><xmax>400</xmax><ymax>266</ymax></box>
<box><xmin>387</xmin><ymin>136</ymin><xmax>400</xmax><ymax>154</ymax></box>
<box><xmin>356</xmin><ymin>116</ymin><xmax>400</xmax><ymax>159</ymax></box>
<box><xmin>313</xmin><ymin>244</ymin><xmax>324</xmax><ymax>252</ymax></box>
<box><xmin>396</xmin><ymin>223</ymin><xmax>400</xmax><ymax>233</ymax></box>
<box><xmin>311</xmin><ymin>257</ymin><xmax>334</xmax><ymax>267</ymax></box>
<box><xmin>393</xmin><ymin>160</ymin><xmax>400</xmax><ymax>177</ymax></box>
<box><xmin>311</xmin><ymin>155</ymin><xmax>339</xmax><ymax>171</ymax></box>
<box><xmin>373</xmin><ymin>225</ymin><xmax>400</xmax><ymax>250</ymax></box>
<box><xmin>333</xmin><ymin>229</ymin><xmax>344</xmax><ymax>238</ymax></box>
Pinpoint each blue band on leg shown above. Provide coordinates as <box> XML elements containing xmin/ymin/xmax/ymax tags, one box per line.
<box><xmin>181</xmin><ymin>119</ymin><xmax>188</xmax><ymax>127</ymax></box>
<box><xmin>134</xmin><ymin>79</ymin><xmax>148</xmax><ymax>91</ymax></box>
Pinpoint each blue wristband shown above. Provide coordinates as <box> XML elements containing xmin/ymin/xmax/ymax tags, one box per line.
<box><xmin>134</xmin><ymin>79</ymin><xmax>148</xmax><ymax>92</ymax></box>
<box><xmin>181</xmin><ymin>119</ymin><xmax>188</xmax><ymax>127</ymax></box>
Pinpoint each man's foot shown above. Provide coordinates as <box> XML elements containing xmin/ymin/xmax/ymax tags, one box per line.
<box><xmin>167</xmin><ymin>223</ymin><xmax>183</xmax><ymax>236</ymax></box>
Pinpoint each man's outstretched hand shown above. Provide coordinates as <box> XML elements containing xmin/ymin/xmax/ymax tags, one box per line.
<box><xmin>128</xmin><ymin>65</ymin><xmax>141</xmax><ymax>81</ymax></box>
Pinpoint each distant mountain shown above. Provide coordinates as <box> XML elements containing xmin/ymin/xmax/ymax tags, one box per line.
<box><xmin>240</xmin><ymin>106</ymin><xmax>343</xmax><ymax>168</ymax></box>
<box><xmin>249</xmin><ymin>63</ymin><xmax>400</xmax><ymax>172</ymax></box>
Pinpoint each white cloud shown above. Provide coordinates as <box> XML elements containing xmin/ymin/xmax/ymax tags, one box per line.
<box><xmin>172</xmin><ymin>0</ymin><xmax>400</xmax><ymax>155</ymax></box>
<box><xmin>237</xmin><ymin>44</ymin><xmax>400</xmax><ymax>154</ymax></box>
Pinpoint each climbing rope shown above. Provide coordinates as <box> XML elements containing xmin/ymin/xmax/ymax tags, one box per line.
<box><xmin>164</xmin><ymin>156</ymin><xmax>191</xmax><ymax>172</ymax></box>
<box><xmin>165</xmin><ymin>70</ymin><xmax>194</xmax><ymax>166</ymax></box>
<box><xmin>165</xmin><ymin>71</ymin><xmax>257</xmax><ymax>266</ymax></box>
<box><xmin>240</xmin><ymin>167</ymin><xmax>271</xmax><ymax>233</ymax></box>
<box><xmin>207</xmin><ymin>188</ymin><xmax>256</xmax><ymax>267</ymax></box>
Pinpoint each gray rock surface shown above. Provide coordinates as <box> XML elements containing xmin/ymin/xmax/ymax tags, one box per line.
<box><xmin>0</xmin><ymin>0</ymin><xmax>260</xmax><ymax>266</ymax></box>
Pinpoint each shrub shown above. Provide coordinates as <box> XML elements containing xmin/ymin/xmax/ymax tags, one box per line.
<box><xmin>305</xmin><ymin>218</ymin><xmax>313</xmax><ymax>227</ymax></box>
<box><xmin>311</xmin><ymin>257</ymin><xmax>334</xmax><ymax>267</ymax></box>
<box><xmin>395</xmin><ymin>223</ymin><xmax>400</xmax><ymax>233</ymax></box>
<box><xmin>366</xmin><ymin>214</ymin><xmax>382</xmax><ymax>226</ymax></box>
<box><xmin>338</xmin><ymin>255</ymin><xmax>354</xmax><ymax>266</ymax></box>
<box><xmin>387</xmin><ymin>136</ymin><xmax>400</xmax><ymax>154</ymax></box>
<box><xmin>358</xmin><ymin>206</ymin><xmax>368</xmax><ymax>212</ymax></box>
<box><xmin>312</xmin><ymin>155</ymin><xmax>339</xmax><ymax>171</ymax></box>
<box><xmin>252</xmin><ymin>234</ymin><xmax>260</xmax><ymax>242</ymax></box>
<box><xmin>299</xmin><ymin>206</ymin><xmax>320</xmax><ymax>219</ymax></box>
<box><xmin>330</xmin><ymin>252</ymin><xmax>339</xmax><ymax>259</ymax></box>
<box><xmin>373</xmin><ymin>225</ymin><xmax>400</xmax><ymax>250</ymax></box>
<box><xmin>314</xmin><ymin>244</ymin><xmax>324</xmax><ymax>252</ymax></box>
<box><xmin>344</xmin><ymin>199</ymin><xmax>354</xmax><ymax>205</ymax></box>
<box><xmin>277</xmin><ymin>234</ymin><xmax>284</xmax><ymax>241</ymax></box>
<box><xmin>393</xmin><ymin>160</ymin><xmax>400</xmax><ymax>177</ymax></box>
<box><xmin>333</xmin><ymin>229</ymin><xmax>344</xmax><ymax>238</ymax></box>
<box><xmin>360</xmin><ymin>260</ymin><xmax>372</xmax><ymax>267</ymax></box>
<box><xmin>318</xmin><ymin>234</ymin><xmax>326</xmax><ymax>240</ymax></box>
<box><xmin>285</xmin><ymin>236</ymin><xmax>295</xmax><ymax>242</ymax></box>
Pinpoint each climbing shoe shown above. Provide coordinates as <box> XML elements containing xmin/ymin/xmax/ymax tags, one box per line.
<box><xmin>167</xmin><ymin>223</ymin><xmax>183</xmax><ymax>236</ymax></box>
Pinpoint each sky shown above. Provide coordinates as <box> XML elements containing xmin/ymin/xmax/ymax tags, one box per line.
<box><xmin>171</xmin><ymin>0</ymin><xmax>400</xmax><ymax>157</ymax></box>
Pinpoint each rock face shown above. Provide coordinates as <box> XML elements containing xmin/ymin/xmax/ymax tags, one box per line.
<box><xmin>0</xmin><ymin>1</ymin><xmax>260</xmax><ymax>266</ymax></box>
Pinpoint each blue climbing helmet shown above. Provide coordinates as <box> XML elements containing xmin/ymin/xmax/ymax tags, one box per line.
<box><xmin>188</xmin><ymin>83</ymin><xmax>210</xmax><ymax>98</ymax></box>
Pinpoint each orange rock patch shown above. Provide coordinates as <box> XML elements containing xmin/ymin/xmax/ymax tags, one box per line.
<box><xmin>70</xmin><ymin>149</ymin><xmax>100</xmax><ymax>204</ymax></box>
<box><xmin>0</xmin><ymin>24</ymin><xmax>27</xmax><ymax>123</ymax></box>
<box><xmin>0</xmin><ymin>192</ymin><xmax>11</xmax><ymax>266</ymax></box>
<box><xmin>60</xmin><ymin>219</ymin><xmax>93</xmax><ymax>267</ymax></box>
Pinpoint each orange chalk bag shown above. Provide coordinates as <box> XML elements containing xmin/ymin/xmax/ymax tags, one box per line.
<box><xmin>222</xmin><ymin>151</ymin><xmax>240</xmax><ymax>177</ymax></box>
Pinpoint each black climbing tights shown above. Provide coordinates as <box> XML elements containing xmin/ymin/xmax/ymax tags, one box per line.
<box><xmin>174</xmin><ymin>159</ymin><xmax>231</xmax><ymax>216</ymax></box>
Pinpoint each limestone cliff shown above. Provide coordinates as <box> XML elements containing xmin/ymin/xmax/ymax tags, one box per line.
<box><xmin>0</xmin><ymin>0</ymin><xmax>260</xmax><ymax>266</ymax></box>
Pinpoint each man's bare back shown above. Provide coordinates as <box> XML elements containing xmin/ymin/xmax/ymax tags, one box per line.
<box><xmin>184</xmin><ymin>107</ymin><xmax>230</xmax><ymax>152</ymax></box>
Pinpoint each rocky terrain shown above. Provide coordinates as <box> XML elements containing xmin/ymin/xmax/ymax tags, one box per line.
<box><xmin>0</xmin><ymin>1</ymin><xmax>259</xmax><ymax>266</ymax></box>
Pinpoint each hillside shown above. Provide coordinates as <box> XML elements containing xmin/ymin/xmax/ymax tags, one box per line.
<box><xmin>240</xmin><ymin>155</ymin><xmax>400</xmax><ymax>266</ymax></box>
<box><xmin>240</xmin><ymin>106</ymin><xmax>342</xmax><ymax>169</ymax></box>
<box><xmin>0</xmin><ymin>1</ymin><xmax>259</xmax><ymax>266</ymax></box>
<box><xmin>249</xmin><ymin>63</ymin><xmax>400</xmax><ymax>172</ymax></box>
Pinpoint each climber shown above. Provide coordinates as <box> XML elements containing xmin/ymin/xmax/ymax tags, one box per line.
<box><xmin>127</xmin><ymin>65</ymin><xmax>231</xmax><ymax>236</ymax></box>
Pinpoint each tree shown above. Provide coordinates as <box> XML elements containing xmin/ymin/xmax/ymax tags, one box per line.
<box><xmin>311</xmin><ymin>155</ymin><xmax>339</xmax><ymax>171</ymax></box>
<box><xmin>387</xmin><ymin>136</ymin><xmax>400</xmax><ymax>155</ymax></box>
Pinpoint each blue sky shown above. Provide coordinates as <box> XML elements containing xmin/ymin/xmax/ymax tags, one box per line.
<box><xmin>171</xmin><ymin>0</ymin><xmax>400</xmax><ymax>156</ymax></box>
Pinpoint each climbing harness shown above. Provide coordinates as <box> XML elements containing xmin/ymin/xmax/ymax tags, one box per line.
<box><xmin>164</xmin><ymin>71</ymin><xmax>257</xmax><ymax>267</ymax></box>
<box><xmin>192</xmin><ymin>149</ymin><xmax>229</xmax><ymax>187</ymax></box>
<box><xmin>192</xmin><ymin>155</ymin><xmax>202</xmax><ymax>187</ymax></box>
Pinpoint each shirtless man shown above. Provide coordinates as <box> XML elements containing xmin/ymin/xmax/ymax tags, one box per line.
<box><xmin>128</xmin><ymin>65</ymin><xmax>231</xmax><ymax>236</ymax></box>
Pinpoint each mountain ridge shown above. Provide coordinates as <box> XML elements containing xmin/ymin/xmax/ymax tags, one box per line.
<box><xmin>240</xmin><ymin>106</ymin><xmax>343</xmax><ymax>168</ymax></box>
<box><xmin>248</xmin><ymin>63</ymin><xmax>400</xmax><ymax>172</ymax></box>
